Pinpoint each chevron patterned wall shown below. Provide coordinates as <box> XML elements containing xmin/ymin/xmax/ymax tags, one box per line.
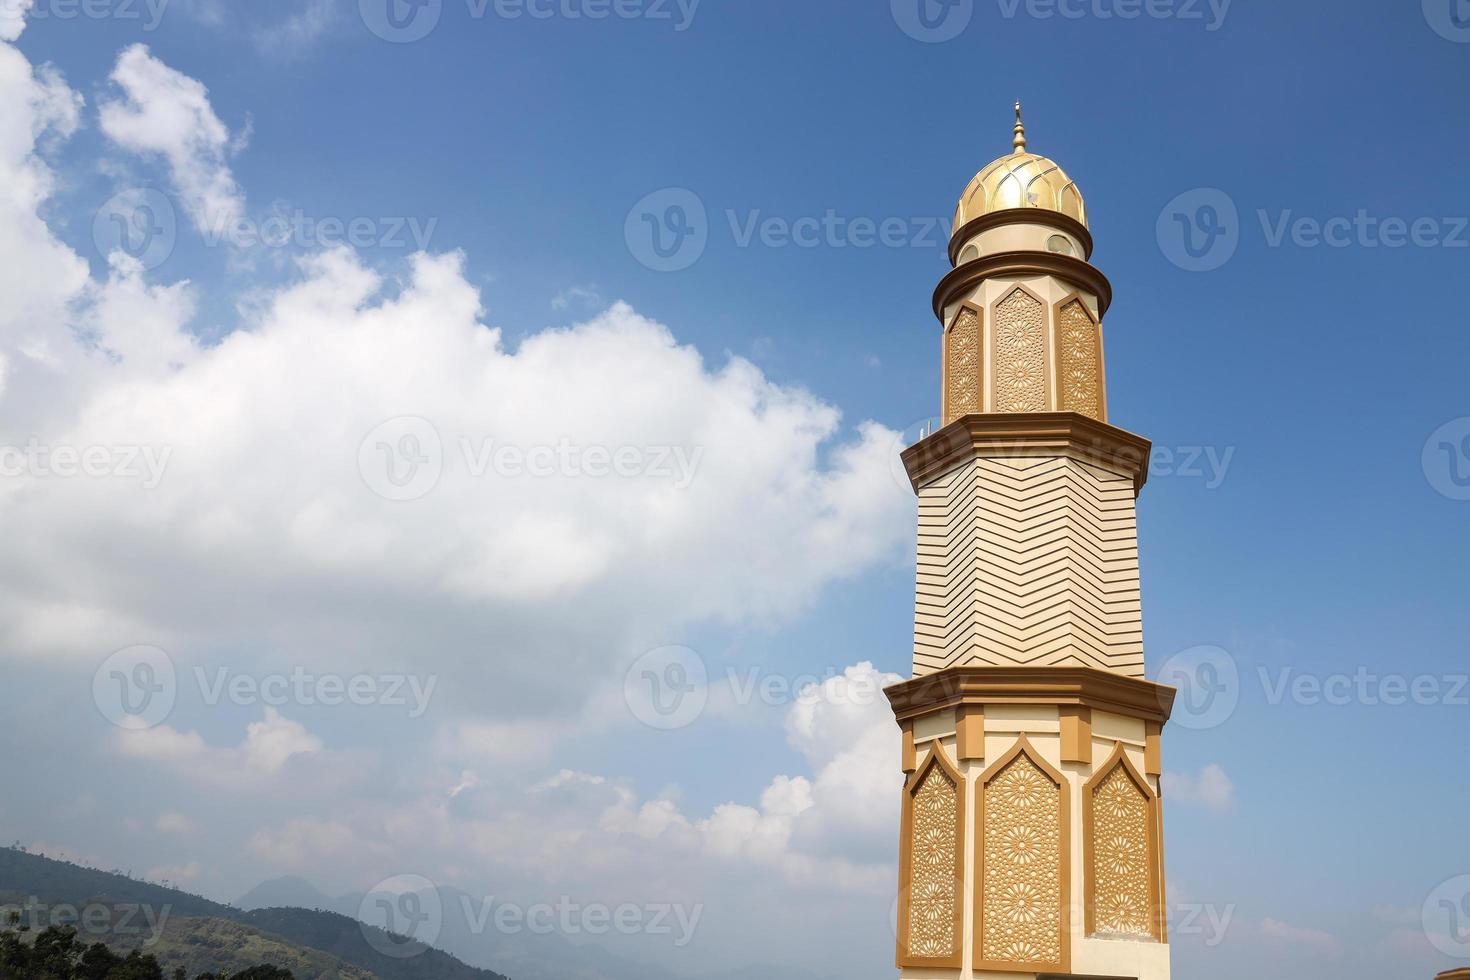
<box><xmin>913</xmin><ymin>452</ymin><xmax>1145</xmax><ymax>678</ymax></box>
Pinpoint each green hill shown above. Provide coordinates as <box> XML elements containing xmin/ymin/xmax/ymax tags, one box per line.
<box><xmin>241</xmin><ymin>907</ymin><xmax>502</xmax><ymax>980</ymax></box>
<box><xmin>108</xmin><ymin>915</ymin><xmax>378</xmax><ymax>980</ymax></box>
<box><xmin>0</xmin><ymin>848</ymin><xmax>507</xmax><ymax>980</ymax></box>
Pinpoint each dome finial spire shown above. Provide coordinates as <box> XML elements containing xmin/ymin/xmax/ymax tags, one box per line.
<box><xmin>1012</xmin><ymin>101</ymin><xmax>1027</xmax><ymax>154</ymax></box>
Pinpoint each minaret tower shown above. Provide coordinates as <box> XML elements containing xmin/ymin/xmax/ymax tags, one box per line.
<box><xmin>885</xmin><ymin>106</ymin><xmax>1177</xmax><ymax>980</ymax></box>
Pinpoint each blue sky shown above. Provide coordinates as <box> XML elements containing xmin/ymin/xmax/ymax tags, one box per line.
<box><xmin>1</xmin><ymin>1</ymin><xmax>1468</xmax><ymax>979</ymax></box>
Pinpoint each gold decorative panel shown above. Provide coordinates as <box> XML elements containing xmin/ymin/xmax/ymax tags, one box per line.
<box><xmin>1091</xmin><ymin>766</ymin><xmax>1151</xmax><ymax>934</ymax></box>
<box><xmin>1056</xmin><ymin>299</ymin><xmax>1104</xmax><ymax>420</ymax></box>
<box><xmin>944</xmin><ymin>308</ymin><xmax>982</xmax><ymax>423</ymax></box>
<box><xmin>1084</xmin><ymin>746</ymin><xmax>1161</xmax><ymax>941</ymax></box>
<box><xmin>991</xmin><ymin>288</ymin><xmax>1048</xmax><ymax>413</ymax></box>
<box><xmin>898</xmin><ymin>748</ymin><xmax>964</xmax><ymax>968</ymax></box>
<box><xmin>979</xmin><ymin>740</ymin><xmax>1067</xmax><ymax>972</ymax></box>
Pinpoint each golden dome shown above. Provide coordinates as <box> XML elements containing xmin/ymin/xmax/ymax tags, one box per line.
<box><xmin>953</xmin><ymin>104</ymin><xmax>1087</xmax><ymax>232</ymax></box>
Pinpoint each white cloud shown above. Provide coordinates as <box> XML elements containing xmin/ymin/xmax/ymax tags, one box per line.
<box><xmin>447</xmin><ymin>770</ymin><xmax>479</xmax><ymax>798</ymax></box>
<box><xmin>155</xmin><ymin>811</ymin><xmax>198</xmax><ymax>834</ymax></box>
<box><xmin>0</xmin><ymin>0</ymin><xmax>32</xmax><ymax>41</ymax></box>
<box><xmin>254</xmin><ymin>0</ymin><xmax>337</xmax><ymax>55</ymax></box>
<box><xmin>0</xmin><ymin>36</ymin><xmax>914</xmax><ymax>980</ymax></box>
<box><xmin>99</xmin><ymin>44</ymin><xmax>243</xmax><ymax>233</ymax></box>
<box><xmin>249</xmin><ymin>817</ymin><xmax>364</xmax><ymax>868</ymax></box>
<box><xmin>0</xmin><ymin>245</ymin><xmax>911</xmax><ymax>716</ymax></box>
<box><xmin>1163</xmin><ymin>763</ymin><xmax>1235</xmax><ymax>811</ymax></box>
<box><xmin>245</xmin><ymin>707</ymin><xmax>324</xmax><ymax>772</ymax></box>
<box><xmin>0</xmin><ymin>46</ymin><xmax>90</xmax><ymax>354</ymax></box>
<box><xmin>551</xmin><ymin>284</ymin><xmax>602</xmax><ymax>311</ymax></box>
<box><xmin>115</xmin><ymin>708</ymin><xmax>323</xmax><ymax>776</ymax></box>
<box><xmin>2</xmin><ymin>41</ymin><xmax>913</xmax><ymax>742</ymax></box>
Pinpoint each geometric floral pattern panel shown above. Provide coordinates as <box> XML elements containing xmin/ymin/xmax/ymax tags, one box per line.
<box><xmin>1056</xmin><ymin>299</ymin><xmax>1104</xmax><ymax>420</ymax></box>
<box><xmin>907</xmin><ymin>760</ymin><xmax>961</xmax><ymax>959</ymax></box>
<box><xmin>944</xmin><ymin>307</ymin><xmax>982</xmax><ymax>423</ymax></box>
<box><xmin>981</xmin><ymin>750</ymin><xmax>1064</xmax><ymax>969</ymax></box>
<box><xmin>991</xmin><ymin>287</ymin><xmax>1048</xmax><ymax>413</ymax></box>
<box><xmin>1091</xmin><ymin>763</ymin><xmax>1153</xmax><ymax>937</ymax></box>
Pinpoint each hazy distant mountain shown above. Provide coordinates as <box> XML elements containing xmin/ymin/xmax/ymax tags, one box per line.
<box><xmin>238</xmin><ymin>876</ymin><xmax>343</xmax><ymax>914</ymax></box>
<box><xmin>244</xmin><ymin>877</ymin><xmax>841</xmax><ymax>980</ymax></box>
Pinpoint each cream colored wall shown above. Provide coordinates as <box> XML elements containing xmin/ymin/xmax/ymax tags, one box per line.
<box><xmin>953</xmin><ymin>220</ymin><xmax>1086</xmax><ymax>265</ymax></box>
<box><xmin>912</xmin><ymin>451</ymin><xmax>1145</xmax><ymax>679</ymax></box>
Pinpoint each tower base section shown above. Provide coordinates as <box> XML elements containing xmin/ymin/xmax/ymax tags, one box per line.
<box><xmin>887</xmin><ymin>666</ymin><xmax>1176</xmax><ymax>980</ymax></box>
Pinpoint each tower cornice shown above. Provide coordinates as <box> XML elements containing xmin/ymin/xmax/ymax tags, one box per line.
<box><xmin>884</xmin><ymin>665</ymin><xmax>1178</xmax><ymax>725</ymax></box>
<box><xmin>899</xmin><ymin>411</ymin><xmax>1151</xmax><ymax>495</ymax></box>
<box><xmin>932</xmin><ymin>249</ymin><xmax>1113</xmax><ymax>323</ymax></box>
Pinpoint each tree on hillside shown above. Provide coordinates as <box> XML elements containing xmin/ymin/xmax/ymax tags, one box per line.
<box><xmin>0</xmin><ymin>925</ymin><xmax>295</xmax><ymax>980</ymax></box>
